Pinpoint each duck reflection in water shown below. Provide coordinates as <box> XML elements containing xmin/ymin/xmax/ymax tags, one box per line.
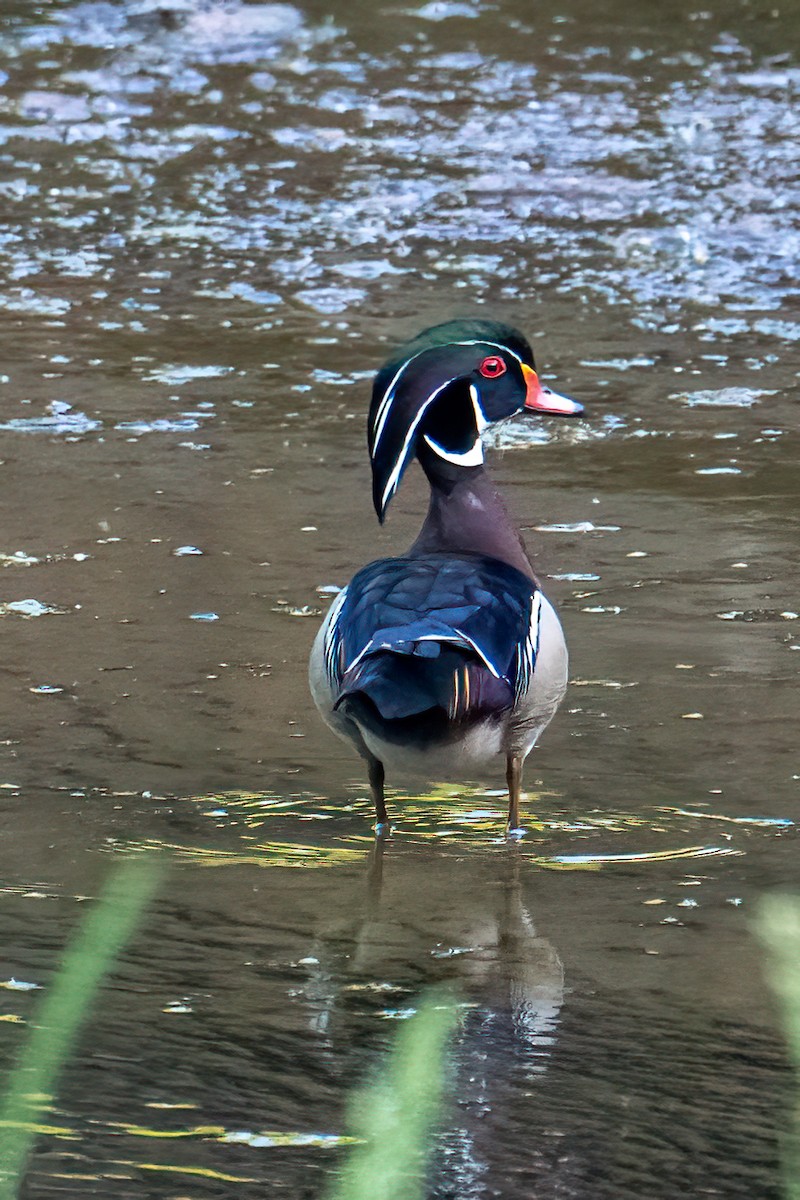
<box><xmin>292</xmin><ymin>838</ymin><xmax>564</xmax><ymax>1085</ymax></box>
<box><xmin>310</xmin><ymin>320</ymin><xmax>583</xmax><ymax>835</ymax></box>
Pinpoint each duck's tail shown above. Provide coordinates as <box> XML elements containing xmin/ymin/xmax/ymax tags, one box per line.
<box><xmin>334</xmin><ymin>644</ymin><xmax>513</xmax><ymax>745</ymax></box>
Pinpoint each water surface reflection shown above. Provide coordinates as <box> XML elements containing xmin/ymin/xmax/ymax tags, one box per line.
<box><xmin>0</xmin><ymin>785</ymin><xmax>790</xmax><ymax>1196</ymax></box>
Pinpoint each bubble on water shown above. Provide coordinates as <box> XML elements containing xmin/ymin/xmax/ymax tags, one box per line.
<box><xmin>250</xmin><ymin>71</ymin><xmax>277</xmax><ymax>91</ymax></box>
<box><xmin>163</xmin><ymin>999</ymin><xmax>193</xmax><ymax>1014</ymax></box>
<box><xmin>536</xmin><ymin>522</ymin><xmax>621</xmax><ymax>534</ymax></box>
<box><xmin>580</xmin><ymin>356</ymin><xmax>657</xmax><ymax>371</ymax></box>
<box><xmin>19</xmin><ymin>91</ymin><xmax>93</xmax><ymax>122</ymax></box>
<box><xmin>330</xmin><ymin>259</ymin><xmax>404</xmax><ymax>281</ymax></box>
<box><xmin>717</xmin><ymin>609</ymin><xmax>796</xmax><ymax>623</ymax></box>
<box><xmin>272</xmin><ymin>604</ymin><xmax>321</xmax><ymax>617</ymax></box>
<box><xmin>273</xmin><ymin>126</ymin><xmax>349</xmax><ymax>153</ymax></box>
<box><xmin>0</xmin><ymin>552</ymin><xmax>40</xmax><ymax>567</ymax></box>
<box><xmin>753</xmin><ymin>318</ymin><xmax>800</xmax><ymax>341</ymax></box>
<box><xmin>223</xmin><ymin>1128</ymin><xmax>357</xmax><ymax>1149</ymax></box>
<box><xmin>115</xmin><ymin>418</ymin><xmax>208</xmax><ymax>433</ymax></box>
<box><xmin>144</xmin><ymin>364</ymin><xmax>234</xmax><ymax>384</ymax></box>
<box><xmin>222</xmin><ymin>282</ymin><xmax>281</xmax><ymax>307</ymax></box>
<box><xmin>571</xmin><ymin>679</ymin><xmax>637</xmax><ymax>688</ymax></box>
<box><xmin>0</xmin><ymin>290</ymin><xmax>71</xmax><ymax>316</ymax></box>
<box><xmin>676</xmin><ymin>387</ymin><xmax>775</xmax><ymax>407</ymax></box>
<box><xmin>411</xmin><ymin>1</ymin><xmax>480</xmax><ymax>19</ymax></box>
<box><xmin>0</xmin><ymin>404</ymin><xmax>100</xmax><ymax>435</ymax></box>
<box><xmin>295</xmin><ymin>286</ymin><xmax>366</xmax><ymax>314</ymax></box>
<box><xmin>18</xmin><ymin>0</ymin><xmax>304</xmax><ymax>62</ymax></box>
<box><xmin>490</xmin><ymin>413</ymin><xmax>620</xmax><ymax>451</ymax></box>
<box><xmin>0</xmin><ymin>599</ymin><xmax>63</xmax><ymax>618</ymax></box>
<box><xmin>702</xmin><ymin>318</ymin><xmax>751</xmax><ymax>337</ymax></box>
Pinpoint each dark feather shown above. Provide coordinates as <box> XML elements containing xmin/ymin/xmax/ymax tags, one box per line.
<box><xmin>327</xmin><ymin>553</ymin><xmax>538</xmax><ymax>728</ymax></box>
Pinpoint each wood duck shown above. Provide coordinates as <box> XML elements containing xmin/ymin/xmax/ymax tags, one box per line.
<box><xmin>309</xmin><ymin>319</ymin><xmax>583</xmax><ymax>834</ymax></box>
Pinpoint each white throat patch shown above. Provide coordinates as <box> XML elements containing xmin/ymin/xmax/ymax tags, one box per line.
<box><xmin>469</xmin><ymin>383</ymin><xmax>489</xmax><ymax>433</ymax></box>
<box><xmin>422</xmin><ymin>433</ymin><xmax>485</xmax><ymax>467</ymax></box>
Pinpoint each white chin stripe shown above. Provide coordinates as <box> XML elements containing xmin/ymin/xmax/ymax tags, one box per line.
<box><xmin>469</xmin><ymin>383</ymin><xmax>489</xmax><ymax>433</ymax></box>
<box><xmin>423</xmin><ymin>433</ymin><xmax>484</xmax><ymax>467</ymax></box>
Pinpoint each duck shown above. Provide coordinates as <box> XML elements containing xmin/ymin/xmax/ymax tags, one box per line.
<box><xmin>309</xmin><ymin>318</ymin><xmax>583</xmax><ymax>834</ymax></box>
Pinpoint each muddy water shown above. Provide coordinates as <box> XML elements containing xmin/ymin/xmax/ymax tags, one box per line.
<box><xmin>0</xmin><ymin>0</ymin><xmax>798</xmax><ymax>1195</ymax></box>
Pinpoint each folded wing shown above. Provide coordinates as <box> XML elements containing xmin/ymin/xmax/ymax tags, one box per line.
<box><xmin>325</xmin><ymin>554</ymin><xmax>541</xmax><ymax>725</ymax></box>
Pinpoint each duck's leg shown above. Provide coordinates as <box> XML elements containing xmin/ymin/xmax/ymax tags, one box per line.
<box><xmin>506</xmin><ymin>753</ymin><xmax>523</xmax><ymax>833</ymax></box>
<box><xmin>348</xmin><ymin>725</ymin><xmax>390</xmax><ymax>833</ymax></box>
<box><xmin>367</xmin><ymin>754</ymin><xmax>390</xmax><ymax>833</ymax></box>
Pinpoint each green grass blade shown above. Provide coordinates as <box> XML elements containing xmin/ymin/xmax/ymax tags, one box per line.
<box><xmin>326</xmin><ymin>991</ymin><xmax>459</xmax><ymax>1200</ymax></box>
<box><xmin>0</xmin><ymin>853</ymin><xmax>166</xmax><ymax>1196</ymax></box>
<box><xmin>757</xmin><ymin>894</ymin><xmax>800</xmax><ymax>1200</ymax></box>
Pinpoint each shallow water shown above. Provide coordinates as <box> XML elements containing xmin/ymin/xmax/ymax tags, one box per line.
<box><xmin>0</xmin><ymin>0</ymin><xmax>798</xmax><ymax>1195</ymax></box>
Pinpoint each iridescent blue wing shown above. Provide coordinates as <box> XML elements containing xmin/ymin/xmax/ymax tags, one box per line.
<box><xmin>325</xmin><ymin>553</ymin><xmax>540</xmax><ymax>721</ymax></box>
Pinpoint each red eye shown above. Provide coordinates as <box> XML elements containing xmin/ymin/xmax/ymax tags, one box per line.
<box><xmin>478</xmin><ymin>356</ymin><xmax>506</xmax><ymax>379</ymax></box>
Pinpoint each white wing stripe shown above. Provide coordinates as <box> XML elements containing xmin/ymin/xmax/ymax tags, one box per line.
<box><xmin>323</xmin><ymin>587</ymin><xmax>348</xmax><ymax>684</ymax></box>
<box><xmin>515</xmin><ymin>592</ymin><xmax>542</xmax><ymax>701</ymax></box>
<box><xmin>339</xmin><ymin>629</ymin><xmax>503</xmax><ymax>681</ymax></box>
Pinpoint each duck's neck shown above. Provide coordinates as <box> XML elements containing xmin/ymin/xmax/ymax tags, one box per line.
<box><xmin>409</xmin><ymin>466</ymin><xmax>535</xmax><ymax>580</ymax></box>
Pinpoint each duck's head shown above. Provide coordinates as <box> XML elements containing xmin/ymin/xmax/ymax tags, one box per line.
<box><xmin>367</xmin><ymin>318</ymin><xmax>583</xmax><ymax>521</ymax></box>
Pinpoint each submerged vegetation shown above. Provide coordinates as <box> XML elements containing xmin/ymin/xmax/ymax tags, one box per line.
<box><xmin>326</xmin><ymin>991</ymin><xmax>459</xmax><ymax>1200</ymax></box>
<box><xmin>758</xmin><ymin>896</ymin><xmax>800</xmax><ymax>1200</ymax></box>
<box><xmin>0</xmin><ymin>845</ymin><xmax>455</xmax><ymax>1200</ymax></box>
<box><xmin>0</xmin><ymin>855</ymin><xmax>165</xmax><ymax>1199</ymax></box>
